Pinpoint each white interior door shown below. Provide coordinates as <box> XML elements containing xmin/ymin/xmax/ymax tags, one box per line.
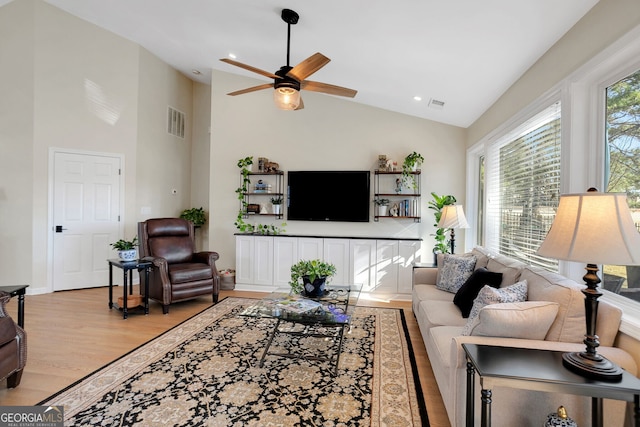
<box><xmin>52</xmin><ymin>151</ymin><xmax>121</xmax><ymax>291</ymax></box>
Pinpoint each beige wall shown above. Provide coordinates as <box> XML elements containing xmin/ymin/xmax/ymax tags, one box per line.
<box><xmin>467</xmin><ymin>0</ymin><xmax>640</xmax><ymax>146</ymax></box>
<box><xmin>208</xmin><ymin>71</ymin><xmax>467</xmax><ymax>270</ymax></box>
<box><xmin>0</xmin><ymin>0</ymin><xmax>195</xmax><ymax>293</ymax></box>
<box><xmin>0</xmin><ymin>0</ymin><xmax>35</xmax><ymax>285</ymax></box>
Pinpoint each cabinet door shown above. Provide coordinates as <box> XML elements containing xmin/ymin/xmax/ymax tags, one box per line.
<box><xmin>375</xmin><ymin>240</ymin><xmax>399</xmax><ymax>293</ymax></box>
<box><xmin>298</xmin><ymin>237</ymin><xmax>323</xmax><ymax>260</ymax></box>
<box><xmin>398</xmin><ymin>240</ymin><xmax>422</xmax><ymax>293</ymax></box>
<box><xmin>273</xmin><ymin>237</ymin><xmax>298</xmax><ymax>288</ymax></box>
<box><xmin>323</xmin><ymin>239</ymin><xmax>351</xmax><ymax>286</ymax></box>
<box><xmin>253</xmin><ymin>236</ymin><xmax>274</xmax><ymax>286</ymax></box>
<box><xmin>350</xmin><ymin>240</ymin><xmax>376</xmax><ymax>292</ymax></box>
<box><xmin>235</xmin><ymin>235</ymin><xmax>254</xmax><ymax>285</ymax></box>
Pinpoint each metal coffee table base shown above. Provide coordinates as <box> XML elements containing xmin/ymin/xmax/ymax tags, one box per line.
<box><xmin>259</xmin><ymin>318</ymin><xmax>348</xmax><ymax>376</ymax></box>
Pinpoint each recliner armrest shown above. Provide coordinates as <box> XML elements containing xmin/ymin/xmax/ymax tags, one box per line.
<box><xmin>193</xmin><ymin>251</ymin><xmax>220</xmax><ymax>265</ymax></box>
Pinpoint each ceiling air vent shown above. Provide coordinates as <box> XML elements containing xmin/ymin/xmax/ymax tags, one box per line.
<box><xmin>167</xmin><ymin>106</ymin><xmax>185</xmax><ymax>138</ymax></box>
<box><xmin>428</xmin><ymin>99</ymin><xmax>445</xmax><ymax>110</ymax></box>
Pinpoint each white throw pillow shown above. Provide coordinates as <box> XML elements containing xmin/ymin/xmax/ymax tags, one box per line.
<box><xmin>466</xmin><ymin>301</ymin><xmax>559</xmax><ymax>339</ymax></box>
<box><xmin>462</xmin><ymin>279</ymin><xmax>528</xmax><ymax>336</ymax></box>
<box><xmin>436</xmin><ymin>254</ymin><xmax>477</xmax><ymax>293</ymax></box>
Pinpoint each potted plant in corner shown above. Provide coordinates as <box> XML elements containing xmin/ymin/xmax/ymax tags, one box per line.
<box><xmin>180</xmin><ymin>207</ymin><xmax>206</xmax><ymax>227</ymax></box>
<box><xmin>428</xmin><ymin>192</ymin><xmax>457</xmax><ymax>263</ymax></box>
<box><xmin>270</xmin><ymin>196</ymin><xmax>283</xmax><ymax>215</ymax></box>
<box><xmin>289</xmin><ymin>259</ymin><xmax>337</xmax><ymax>297</ymax></box>
<box><xmin>373</xmin><ymin>198</ymin><xmax>390</xmax><ymax>217</ymax></box>
<box><xmin>110</xmin><ymin>236</ymin><xmax>138</xmax><ymax>262</ymax></box>
<box><xmin>402</xmin><ymin>151</ymin><xmax>424</xmax><ymax>189</ymax></box>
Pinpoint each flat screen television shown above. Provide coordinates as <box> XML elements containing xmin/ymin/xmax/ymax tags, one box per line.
<box><xmin>287</xmin><ymin>171</ymin><xmax>370</xmax><ymax>222</ymax></box>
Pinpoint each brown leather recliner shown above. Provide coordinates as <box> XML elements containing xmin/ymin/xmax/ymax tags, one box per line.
<box><xmin>0</xmin><ymin>292</ymin><xmax>26</xmax><ymax>388</ymax></box>
<box><xmin>138</xmin><ymin>218</ymin><xmax>220</xmax><ymax>314</ymax></box>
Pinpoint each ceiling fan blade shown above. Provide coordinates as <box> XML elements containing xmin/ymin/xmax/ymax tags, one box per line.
<box><xmin>295</xmin><ymin>97</ymin><xmax>305</xmax><ymax>110</ymax></box>
<box><xmin>220</xmin><ymin>58</ymin><xmax>279</xmax><ymax>80</ymax></box>
<box><xmin>301</xmin><ymin>80</ymin><xmax>357</xmax><ymax>98</ymax></box>
<box><xmin>227</xmin><ymin>83</ymin><xmax>273</xmax><ymax>96</ymax></box>
<box><xmin>287</xmin><ymin>53</ymin><xmax>331</xmax><ymax>81</ymax></box>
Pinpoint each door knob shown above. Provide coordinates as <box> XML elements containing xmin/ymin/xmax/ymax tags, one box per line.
<box><xmin>55</xmin><ymin>225</ymin><xmax>68</xmax><ymax>233</ymax></box>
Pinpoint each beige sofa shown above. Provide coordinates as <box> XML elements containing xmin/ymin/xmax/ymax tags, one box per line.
<box><xmin>412</xmin><ymin>246</ymin><xmax>638</xmax><ymax>427</ymax></box>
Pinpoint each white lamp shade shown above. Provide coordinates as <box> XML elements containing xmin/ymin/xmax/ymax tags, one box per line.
<box><xmin>537</xmin><ymin>192</ymin><xmax>640</xmax><ymax>265</ymax></box>
<box><xmin>438</xmin><ymin>205</ymin><xmax>470</xmax><ymax>229</ymax></box>
<box><xmin>273</xmin><ymin>87</ymin><xmax>300</xmax><ymax>110</ymax></box>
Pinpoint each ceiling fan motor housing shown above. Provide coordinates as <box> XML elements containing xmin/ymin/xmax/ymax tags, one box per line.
<box><xmin>274</xmin><ymin>66</ymin><xmax>300</xmax><ymax>91</ymax></box>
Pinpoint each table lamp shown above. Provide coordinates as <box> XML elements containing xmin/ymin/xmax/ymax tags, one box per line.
<box><xmin>438</xmin><ymin>205</ymin><xmax>470</xmax><ymax>254</ymax></box>
<box><xmin>537</xmin><ymin>188</ymin><xmax>640</xmax><ymax>381</ymax></box>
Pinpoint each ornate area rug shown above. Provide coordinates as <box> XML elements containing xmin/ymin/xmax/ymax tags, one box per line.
<box><xmin>40</xmin><ymin>297</ymin><xmax>428</xmax><ymax>426</ymax></box>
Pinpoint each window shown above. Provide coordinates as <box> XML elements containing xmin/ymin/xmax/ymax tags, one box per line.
<box><xmin>603</xmin><ymin>68</ymin><xmax>640</xmax><ymax>300</ymax></box>
<box><xmin>485</xmin><ymin>102</ymin><xmax>561</xmax><ymax>269</ymax></box>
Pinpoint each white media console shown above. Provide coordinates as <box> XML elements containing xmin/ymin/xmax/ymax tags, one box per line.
<box><xmin>235</xmin><ymin>234</ymin><xmax>422</xmax><ymax>299</ymax></box>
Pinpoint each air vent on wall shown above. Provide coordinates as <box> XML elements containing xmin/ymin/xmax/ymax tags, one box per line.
<box><xmin>167</xmin><ymin>106</ymin><xmax>185</xmax><ymax>138</ymax></box>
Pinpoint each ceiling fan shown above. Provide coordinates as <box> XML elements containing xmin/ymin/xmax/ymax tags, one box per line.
<box><xmin>220</xmin><ymin>8</ymin><xmax>357</xmax><ymax>110</ymax></box>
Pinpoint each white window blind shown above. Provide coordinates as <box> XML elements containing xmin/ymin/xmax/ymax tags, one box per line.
<box><xmin>485</xmin><ymin>101</ymin><xmax>561</xmax><ymax>270</ymax></box>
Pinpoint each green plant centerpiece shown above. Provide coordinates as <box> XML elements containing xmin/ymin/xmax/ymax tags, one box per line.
<box><xmin>402</xmin><ymin>151</ymin><xmax>424</xmax><ymax>189</ymax></box>
<box><xmin>373</xmin><ymin>198</ymin><xmax>390</xmax><ymax>206</ymax></box>
<box><xmin>180</xmin><ymin>207</ymin><xmax>206</xmax><ymax>227</ymax></box>
<box><xmin>428</xmin><ymin>192</ymin><xmax>457</xmax><ymax>257</ymax></box>
<box><xmin>289</xmin><ymin>259</ymin><xmax>337</xmax><ymax>297</ymax></box>
<box><xmin>235</xmin><ymin>156</ymin><xmax>286</xmax><ymax>235</ymax></box>
<box><xmin>110</xmin><ymin>236</ymin><xmax>139</xmax><ymax>262</ymax></box>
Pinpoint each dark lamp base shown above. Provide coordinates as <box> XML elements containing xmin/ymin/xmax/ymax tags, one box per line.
<box><xmin>562</xmin><ymin>351</ymin><xmax>623</xmax><ymax>382</ymax></box>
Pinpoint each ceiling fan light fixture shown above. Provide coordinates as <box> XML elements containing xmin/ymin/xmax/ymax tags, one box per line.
<box><xmin>274</xmin><ymin>85</ymin><xmax>301</xmax><ymax>110</ymax></box>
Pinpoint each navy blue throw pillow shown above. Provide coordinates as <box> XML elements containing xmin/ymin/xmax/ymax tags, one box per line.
<box><xmin>453</xmin><ymin>267</ymin><xmax>503</xmax><ymax>318</ymax></box>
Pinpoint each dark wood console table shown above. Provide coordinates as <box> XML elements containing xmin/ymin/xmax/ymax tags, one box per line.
<box><xmin>0</xmin><ymin>285</ymin><xmax>29</xmax><ymax>328</ymax></box>
<box><xmin>462</xmin><ymin>343</ymin><xmax>640</xmax><ymax>427</ymax></box>
<box><xmin>108</xmin><ymin>259</ymin><xmax>152</xmax><ymax>319</ymax></box>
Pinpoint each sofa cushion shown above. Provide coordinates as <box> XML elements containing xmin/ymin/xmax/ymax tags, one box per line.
<box><xmin>436</xmin><ymin>254</ymin><xmax>477</xmax><ymax>293</ymax></box>
<box><xmin>429</xmin><ymin>326</ymin><xmax>464</xmax><ymax>369</ymax></box>
<box><xmin>486</xmin><ymin>254</ymin><xmax>527</xmax><ymax>287</ymax></box>
<box><xmin>521</xmin><ymin>266</ymin><xmax>588</xmax><ymax>343</ymax></box>
<box><xmin>462</xmin><ymin>280</ymin><xmax>528</xmax><ymax>336</ymax></box>
<box><xmin>466</xmin><ymin>301</ymin><xmax>560</xmax><ymax>339</ymax></box>
<box><xmin>421</xmin><ymin>300</ymin><xmax>468</xmax><ymax>329</ymax></box>
<box><xmin>471</xmin><ymin>246</ymin><xmax>492</xmax><ymax>269</ymax></box>
<box><xmin>453</xmin><ymin>268</ymin><xmax>503</xmax><ymax>317</ymax></box>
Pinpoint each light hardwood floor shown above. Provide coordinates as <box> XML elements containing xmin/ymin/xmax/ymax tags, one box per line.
<box><xmin>0</xmin><ymin>286</ymin><xmax>450</xmax><ymax>426</ymax></box>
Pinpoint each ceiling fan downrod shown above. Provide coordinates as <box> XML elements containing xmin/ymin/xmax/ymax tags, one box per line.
<box><xmin>281</xmin><ymin>9</ymin><xmax>299</xmax><ymax>68</ymax></box>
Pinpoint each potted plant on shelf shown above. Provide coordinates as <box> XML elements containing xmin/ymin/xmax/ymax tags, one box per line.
<box><xmin>428</xmin><ymin>192</ymin><xmax>457</xmax><ymax>262</ymax></box>
<box><xmin>373</xmin><ymin>198</ymin><xmax>390</xmax><ymax>216</ymax></box>
<box><xmin>270</xmin><ymin>196</ymin><xmax>283</xmax><ymax>215</ymax></box>
<box><xmin>180</xmin><ymin>207</ymin><xmax>206</xmax><ymax>227</ymax></box>
<box><xmin>402</xmin><ymin>151</ymin><xmax>424</xmax><ymax>189</ymax></box>
<box><xmin>289</xmin><ymin>259</ymin><xmax>337</xmax><ymax>297</ymax></box>
<box><xmin>110</xmin><ymin>236</ymin><xmax>138</xmax><ymax>262</ymax></box>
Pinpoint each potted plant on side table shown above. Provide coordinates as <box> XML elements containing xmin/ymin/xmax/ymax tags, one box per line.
<box><xmin>289</xmin><ymin>259</ymin><xmax>337</xmax><ymax>297</ymax></box>
<box><xmin>110</xmin><ymin>237</ymin><xmax>138</xmax><ymax>262</ymax></box>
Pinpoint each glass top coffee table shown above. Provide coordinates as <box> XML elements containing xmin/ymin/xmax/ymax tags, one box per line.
<box><xmin>240</xmin><ymin>284</ymin><xmax>361</xmax><ymax>375</ymax></box>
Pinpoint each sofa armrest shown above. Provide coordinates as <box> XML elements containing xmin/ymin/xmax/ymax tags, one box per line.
<box><xmin>414</xmin><ymin>266</ymin><xmax>438</xmax><ymax>285</ymax></box>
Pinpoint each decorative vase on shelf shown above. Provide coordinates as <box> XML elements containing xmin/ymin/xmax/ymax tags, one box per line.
<box><xmin>273</xmin><ymin>204</ymin><xmax>282</xmax><ymax>215</ymax></box>
<box><xmin>378</xmin><ymin>205</ymin><xmax>388</xmax><ymax>217</ymax></box>
<box><xmin>302</xmin><ymin>276</ymin><xmax>327</xmax><ymax>297</ymax></box>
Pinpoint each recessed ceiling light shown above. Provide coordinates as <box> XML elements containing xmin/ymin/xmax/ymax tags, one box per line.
<box><xmin>192</xmin><ymin>69</ymin><xmax>202</xmax><ymax>75</ymax></box>
<box><xmin>413</xmin><ymin>96</ymin><xmax>422</xmax><ymax>101</ymax></box>
<box><xmin>228</xmin><ymin>53</ymin><xmax>237</xmax><ymax>59</ymax></box>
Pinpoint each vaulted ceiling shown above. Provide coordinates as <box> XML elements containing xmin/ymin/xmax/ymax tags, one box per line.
<box><xmin>6</xmin><ymin>0</ymin><xmax>600</xmax><ymax>127</ymax></box>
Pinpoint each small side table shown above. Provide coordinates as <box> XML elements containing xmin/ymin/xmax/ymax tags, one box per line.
<box><xmin>108</xmin><ymin>259</ymin><xmax>152</xmax><ymax>319</ymax></box>
<box><xmin>0</xmin><ymin>285</ymin><xmax>29</xmax><ymax>328</ymax></box>
<box><xmin>462</xmin><ymin>343</ymin><xmax>640</xmax><ymax>427</ymax></box>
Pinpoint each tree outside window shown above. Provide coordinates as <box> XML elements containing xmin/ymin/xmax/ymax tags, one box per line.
<box><xmin>603</xmin><ymin>68</ymin><xmax>640</xmax><ymax>299</ymax></box>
